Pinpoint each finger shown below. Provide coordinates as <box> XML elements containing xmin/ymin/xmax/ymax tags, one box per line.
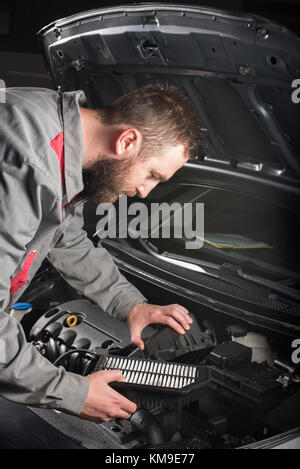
<box><xmin>164</xmin><ymin>309</ymin><xmax>191</xmax><ymax>330</ymax></box>
<box><xmin>160</xmin><ymin>315</ymin><xmax>186</xmax><ymax>334</ymax></box>
<box><xmin>131</xmin><ymin>336</ymin><xmax>144</xmax><ymax>351</ymax></box>
<box><xmin>175</xmin><ymin>305</ymin><xmax>193</xmax><ymax>323</ymax></box>
<box><xmin>114</xmin><ymin>391</ymin><xmax>137</xmax><ymax>414</ymax></box>
<box><xmin>150</xmin><ymin>305</ymin><xmax>191</xmax><ymax>328</ymax></box>
<box><xmin>101</xmin><ymin>369</ymin><xmax>126</xmax><ymax>383</ymax></box>
<box><xmin>130</xmin><ymin>323</ymin><xmax>145</xmax><ymax>349</ymax></box>
<box><xmin>170</xmin><ymin>304</ymin><xmax>193</xmax><ymax>323</ymax></box>
<box><xmin>171</xmin><ymin>303</ymin><xmax>191</xmax><ymax>315</ymax></box>
<box><xmin>116</xmin><ymin>410</ymin><xmax>134</xmax><ymax>420</ymax></box>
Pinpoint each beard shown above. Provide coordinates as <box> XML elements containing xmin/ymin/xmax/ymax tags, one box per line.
<box><xmin>80</xmin><ymin>157</ymin><xmax>137</xmax><ymax>205</ymax></box>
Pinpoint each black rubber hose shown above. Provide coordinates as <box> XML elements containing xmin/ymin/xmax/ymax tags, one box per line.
<box><xmin>82</xmin><ymin>358</ymin><xmax>93</xmax><ymax>376</ymax></box>
<box><xmin>53</xmin><ymin>349</ymin><xmax>94</xmax><ymax>367</ymax></box>
<box><xmin>130</xmin><ymin>409</ymin><xmax>167</xmax><ymax>445</ymax></box>
<box><xmin>47</xmin><ymin>337</ymin><xmax>58</xmax><ymax>362</ymax></box>
<box><xmin>69</xmin><ymin>352</ymin><xmax>81</xmax><ymax>373</ymax></box>
<box><xmin>69</xmin><ymin>338</ymin><xmax>91</xmax><ymax>373</ymax></box>
<box><xmin>56</xmin><ymin>341</ymin><xmax>68</xmax><ymax>367</ymax></box>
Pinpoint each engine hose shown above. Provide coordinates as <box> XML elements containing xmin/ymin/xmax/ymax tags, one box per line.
<box><xmin>69</xmin><ymin>352</ymin><xmax>81</xmax><ymax>373</ymax></box>
<box><xmin>44</xmin><ymin>336</ymin><xmax>94</xmax><ymax>373</ymax></box>
<box><xmin>130</xmin><ymin>409</ymin><xmax>167</xmax><ymax>445</ymax></box>
<box><xmin>82</xmin><ymin>358</ymin><xmax>94</xmax><ymax>376</ymax></box>
<box><xmin>47</xmin><ymin>337</ymin><xmax>58</xmax><ymax>362</ymax></box>
<box><xmin>57</xmin><ymin>341</ymin><xmax>68</xmax><ymax>366</ymax></box>
<box><xmin>80</xmin><ymin>357</ymin><xmax>91</xmax><ymax>375</ymax></box>
<box><xmin>68</xmin><ymin>338</ymin><xmax>92</xmax><ymax>373</ymax></box>
<box><xmin>53</xmin><ymin>349</ymin><xmax>94</xmax><ymax>367</ymax></box>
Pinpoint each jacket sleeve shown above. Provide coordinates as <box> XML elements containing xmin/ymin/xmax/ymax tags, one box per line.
<box><xmin>0</xmin><ymin>159</ymin><xmax>89</xmax><ymax>415</ymax></box>
<box><xmin>47</xmin><ymin>203</ymin><xmax>147</xmax><ymax>321</ymax></box>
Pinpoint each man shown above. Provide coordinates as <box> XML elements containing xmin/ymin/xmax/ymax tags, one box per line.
<box><xmin>0</xmin><ymin>84</ymin><xmax>203</xmax><ymax>423</ymax></box>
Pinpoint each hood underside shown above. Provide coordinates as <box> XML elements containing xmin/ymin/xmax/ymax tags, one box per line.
<box><xmin>39</xmin><ymin>3</ymin><xmax>300</xmax><ymax>182</ymax></box>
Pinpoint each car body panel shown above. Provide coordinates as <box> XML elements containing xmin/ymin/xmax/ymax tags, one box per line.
<box><xmin>38</xmin><ymin>3</ymin><xmax>300</xmax><ymax>183</ymax></box>
<box><xmin>3</xmin><ymin>3</ymin><xmax>299</xmax><ymax>450</ymax></box>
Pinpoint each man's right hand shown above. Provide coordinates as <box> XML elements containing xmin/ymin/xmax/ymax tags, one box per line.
<box><xmin>79</xmin><ymin>369</ymin><xmax>137</xmax><ymax>423</ymax></box>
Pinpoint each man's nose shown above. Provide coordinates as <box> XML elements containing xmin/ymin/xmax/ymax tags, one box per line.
<box><xmin>136</xmin><ymin>181</ymin><xmax>158</xmax><ymax>198</ymax></box>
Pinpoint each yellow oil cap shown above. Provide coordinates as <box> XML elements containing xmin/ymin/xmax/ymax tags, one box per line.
<box><xmin>66</xmin><ymin>315</ymin><xmax>78</xmax><ymax>328</ymax></box>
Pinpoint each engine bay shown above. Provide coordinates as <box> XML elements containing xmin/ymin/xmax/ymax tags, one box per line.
<box><xmin>23</xmin><ymin>268</ymin><xmax>300</xmax><ymax>450</ymax></box>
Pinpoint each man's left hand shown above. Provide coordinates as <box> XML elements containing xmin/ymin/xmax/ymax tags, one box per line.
<box><xmin>127</xmin><ymin>303</ymin><xmax>193</xmax><ymax>350</ymax></box>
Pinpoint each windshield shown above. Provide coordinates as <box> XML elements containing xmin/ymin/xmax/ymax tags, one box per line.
<box><xmin>120</xmin><ymin>184</ymin><xmax>300</xmax><ymax>291</ymax></box>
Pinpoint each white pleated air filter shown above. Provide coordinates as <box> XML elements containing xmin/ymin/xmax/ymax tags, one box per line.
<box><xmin>101</xmin><ymin>356</ymin><xmax>207</xmax><ymax>392</ymax></box>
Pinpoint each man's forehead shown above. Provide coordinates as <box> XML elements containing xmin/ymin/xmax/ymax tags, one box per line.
<box><xmin>150</xmin><ymin>145</ymin><xmax>189</xmax><ymax>179</ymax></box>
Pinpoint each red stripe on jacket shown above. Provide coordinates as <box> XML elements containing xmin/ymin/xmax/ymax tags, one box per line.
<box><xmin>10</xmin><ymin>249</ymin><xmax>38</xmax><ymax>296</ymax></box>
<box><xmin>10</xmin><ymin>133</ymin><xmax>64</xmax><ymax>297</ymax></box>
<box><xmin>50</xmin><ymin>131</ymin><xmax>65</xmax><ymax>186</ymax></box>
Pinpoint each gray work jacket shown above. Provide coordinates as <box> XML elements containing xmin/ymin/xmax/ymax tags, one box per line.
<box><xmin>0</xmin><ymin>87</ymin><xmax>146</xmax><ymax>415</ymax></box>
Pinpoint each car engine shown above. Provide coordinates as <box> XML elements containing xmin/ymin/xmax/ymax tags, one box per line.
<box><xmin>24</xmin><ymin>268</ymin><xmax>300</xmax><ymax>450</ymax></box>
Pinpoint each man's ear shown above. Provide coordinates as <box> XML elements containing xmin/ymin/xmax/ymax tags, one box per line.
<box><xmin>115</xmin><ymin>128</ymin><xmax>142</xmax><ymax>157</ymax></box>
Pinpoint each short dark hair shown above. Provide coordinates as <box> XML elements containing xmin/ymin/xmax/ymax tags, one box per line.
<box><xmin>97</xmin><ymin>83</ymin><xmax>204</xmax><ymax>160</ymax></box>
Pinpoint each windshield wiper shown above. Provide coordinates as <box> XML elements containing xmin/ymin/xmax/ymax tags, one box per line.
<box><xmin>139</xmin><ymin>238</ymin><xmax>300</xmax><ymax>303</ymax></box>
<box><xmin>220</xmin><ymin>263</ymin><xmax>300</xmax><ymax>303</ymax></box>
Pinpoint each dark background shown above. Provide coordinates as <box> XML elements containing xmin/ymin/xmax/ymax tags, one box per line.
<box><xmin>1</xmin><ymin>0</ymin><xmax>300</xmax><ymax>88</ymax></box>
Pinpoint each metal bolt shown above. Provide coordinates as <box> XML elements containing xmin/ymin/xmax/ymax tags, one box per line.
<box><xmin>258</xmin><ymin>27</ymin><xmax>269</xmax><ymax>39</ymax></box>
<box><xmin>239</xmin><ymin>64</ymin><xmax>252</xmax><ymax>76</ymax></box>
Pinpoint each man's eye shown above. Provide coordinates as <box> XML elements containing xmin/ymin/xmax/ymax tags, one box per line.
<box><xmin>149</xmin><ymin>172</ymin><xmax>158</xmax><ymax>180</ymax></box>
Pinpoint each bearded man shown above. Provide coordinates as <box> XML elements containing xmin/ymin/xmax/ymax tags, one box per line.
<box><xmin>0</xmin><ymin>84</ymin><xmax>203</xmax><ymax>423</ymax></box>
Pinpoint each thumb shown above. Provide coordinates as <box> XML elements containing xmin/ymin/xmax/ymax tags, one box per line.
<box><xmin>129</xmin><ymin>322</ymin><xmax>145</xmax><ymax>351</ymax></box>
<box><xmin>132</xmin><ymin>337</ymin><xmax>145</xmax><ymax>351</ymax></box>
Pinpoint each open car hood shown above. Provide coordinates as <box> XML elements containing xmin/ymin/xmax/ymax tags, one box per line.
<box><xmin>39</xmin><ymin>3</ymin><xmax>300</xmax><ymax>182</ymax></box>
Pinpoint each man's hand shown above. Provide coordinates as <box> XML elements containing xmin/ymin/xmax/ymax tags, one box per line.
<box><xmin>79</xmin><ymin>370</ymin><xmax>137</xmax><ymax>423</ymax></box>
<box><xmin>127</xmin><ymin>303</ymin><xmax>193</xmax><ymax>350</ymax></box>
